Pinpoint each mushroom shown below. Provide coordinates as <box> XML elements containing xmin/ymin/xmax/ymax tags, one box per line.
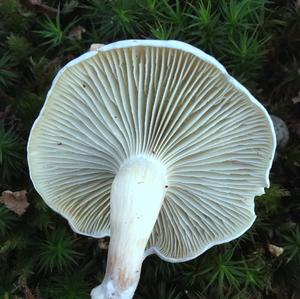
<box><xmin>27</xmin><ymin>40</ymin><xmax>276</xmax><ymax>299</ymax></box>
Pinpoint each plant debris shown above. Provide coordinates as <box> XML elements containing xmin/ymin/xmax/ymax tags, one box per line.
<box><xmin>268</xmin><ymin>244</ymin><xmax>284</xmax><ymax>257</ymax></box>
<box><xmin>0</xmin><ymin>190</ymin><xmax>29</xmax><ymax>216</ymax></box>
<box><xmin>68</xmin><ymin>25</ymin><xmax>86</xmax><ymax>40</ymax></box>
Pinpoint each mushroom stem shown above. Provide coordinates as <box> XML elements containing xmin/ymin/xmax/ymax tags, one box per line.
<box><xmin>91</xmin><ymin>155</ymin><xmax>166</xmax><ymax>299</ymax></box>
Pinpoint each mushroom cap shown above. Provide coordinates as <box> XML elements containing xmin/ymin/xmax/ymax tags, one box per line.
<box><xmin>28</xmin><ymin>40</ymin><xmax>276</xmax><ymax>262</ymax></box>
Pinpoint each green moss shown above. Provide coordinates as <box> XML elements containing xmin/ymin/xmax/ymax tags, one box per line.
<box><xmin>37</xmin><ymin>228</ymin><xmax>82</xmax><ymax>273</ymax></box>
<box><xmin>0</xmin><ymin>125</ymin><xmax>24</xmax><ymax>185</ymax></box>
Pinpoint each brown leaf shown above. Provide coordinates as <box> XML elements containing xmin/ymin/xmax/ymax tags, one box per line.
<box><xmin>69</xmin><ymin>25</ymin><xmax>86</xmax><ymax>40</ymax></box>
<box><xmin>0</xmin><ymin>190</ymin><xmax>29</xmax><ymax>216</ymax></box>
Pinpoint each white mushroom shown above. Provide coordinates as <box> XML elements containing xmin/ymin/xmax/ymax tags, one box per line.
<box><xmin>27</xmin><ymin>40</ymin><xmax>276</xmax><ymax>299</ymax></box>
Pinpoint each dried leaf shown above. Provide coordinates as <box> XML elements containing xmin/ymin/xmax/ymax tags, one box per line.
<box><xmin>268</xmin><ymin>244</ymin><xmax>284</xmax><ymax>257</ymax></box>
<box><xmin>0</xmin><ymin>190</ymin><xmax>29</xmax><ymax>216</ymax></box>
<box><xmin>69</xmin><ymin>25</ymin><xmax>86</xmax><ymax>40</ymax></box>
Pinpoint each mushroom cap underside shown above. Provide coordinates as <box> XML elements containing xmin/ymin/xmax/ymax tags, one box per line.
<box><xmin>28</xmin><ymin>40</ymin><xmax>276</xmax><ymax>262</ymax></box>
